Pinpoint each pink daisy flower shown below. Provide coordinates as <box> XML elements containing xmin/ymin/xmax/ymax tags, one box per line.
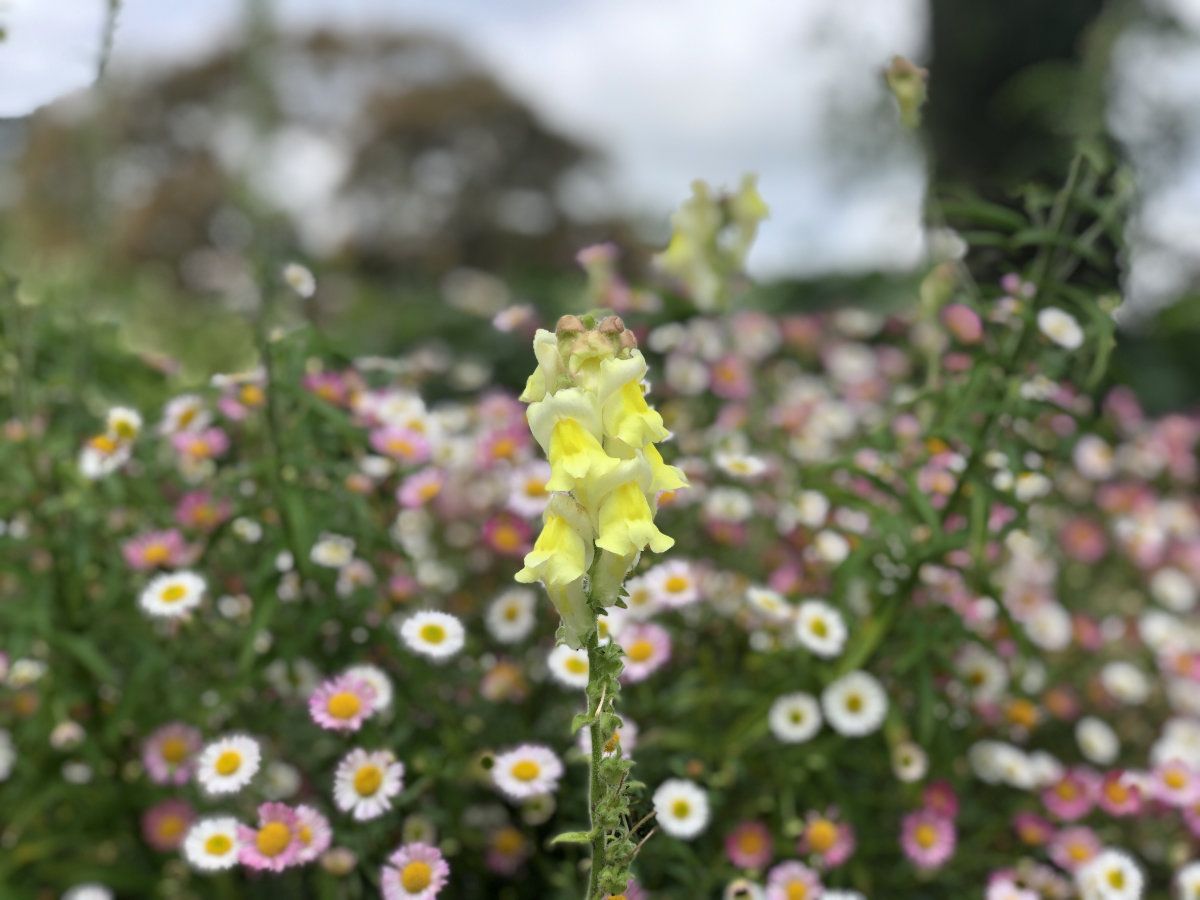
<box><xmin>397</xmin><ymin>468</ymin><xmax>446</xmax><ymax>508</ymax></box>
<box><xmin>304</xmin><ymin>371</ymin><xmax>351</xmax><ymax>406</ymax></box>
<box><xmin>381</xmin><ymin>842</ymin><xmax>450</xmax><ymax>900</ymax></box>
<box><xmin>1048</xmin><ymin>825</ymin><xmax>1100</xmax><ymax>872</ymax></box>
<box><xmin>238</xmin><ymin>803</ymin><xmax>302</xmax><ymax>872</ymax></box>
<box><xmin>141</xmin><ymin>798</ymin><xmax>194</xmax><ymax>852</ymax></box>
<box><xmin>1041</xmin><ymin>768</ymin><xmax>1098</xmax><ymax>821</ymax></box>
<box><xmin>294</xmin><ymin>805</ymin><xmax>332</xmax><ymax>864</ymax></box>
<box><xmin>142</xmin><ymin>722</ymin><xmax>202</xmax><ymax>786</ymax></box>
<box><xmin>765</xmin><ymin>860</ymin><xmax>822</xmax><ymax>900</ymax></box>
<box><xmin>175</xmin><ymin>490</ymin><xmax>231</xmax><ymax>531</ymax></box>
<box><xmin>484</xmin><ymin>825</ymin><xmax>530</xmax><ymax>876</ymax></box>
<box><xmin>1097</xmin><ymin>770</ymin><xmax>1143</xmax><ymax>817</ymax></box>
<box><xmin>797</xmin><ymin>809</ymin><xmax>856</xmax><ymax>868</ymax></box>
<box><xmin>308</xmin><ymin>674</ymin><xmax>377</xmax><ymax>732</ymax></box>
<box><xmin>122</xmin><ymin>529</ymin><xmax>192</xmax><ymax>570</ymax></box>
<box><xmin>1151</xmin><ymin>759</ymin><xmax>1200</xmax><ymax>807</ymax></box>
<box><xmin>482</xmin><ymin>514</ymin><xmax>532</xmax><ymax>558</ymax></box>
<box><xmin>619</xmin><ymin>623</ymin><xmax>672</xmax><ymax>683</ymax></box>
<box><xmin>476</xmin><ymin>426</ymin><xmax>531</xmax><ymax>468</ymax></box>
<box><xmin>725</xmin><ymin>820</ymin><xmax>773</xmax><ymax>869</ymax></box>
<box><xmin>922</xmin><ymin>780</ymin><xmax>960</xmax><ymax>820</ymax></box>
<box><xmin>370</xmin><ymin>427</ymin><xmax>431</xmax><ymax>465</ymax></box>
<box><xmin>171</xmin><ymin>427</ymin><xmax>231</xmax><ymax>461</ymax></box>
<box><xmin>900</xmin><ymin>809</ymin><xmax>956</xmax><ymax>871</ymax></box>
<box><xmin>1012</xmin><ymin>811</ymin><xmax>1054</xmax><ymax>847</ymax></box>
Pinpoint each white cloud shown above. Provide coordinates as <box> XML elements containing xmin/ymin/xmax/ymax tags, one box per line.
<box><xmin>0</xmin><ymin>0</ymin><xmax>108</xmax><ymax>116</ymax></box>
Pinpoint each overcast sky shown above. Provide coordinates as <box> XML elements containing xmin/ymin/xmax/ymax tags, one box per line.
<box><xmin>3</xmin><ymin>0</ymin><xmax>1200</xmax><ymax>316</ymax></box>
<box><xmin>0</xmin><ymin>0</ymin><xmax>929</xmax><ymax>279</ymax></box>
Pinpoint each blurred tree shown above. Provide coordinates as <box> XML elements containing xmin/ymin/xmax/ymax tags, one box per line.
<box><xmin>9</xmin><ymin>29</ymin><xmax>627</xmax><ymax>289</ymax></box>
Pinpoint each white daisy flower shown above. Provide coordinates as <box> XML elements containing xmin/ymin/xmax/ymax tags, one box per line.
<box><xmin>714</xmin><ymin>451</ymin><xmax>767</xmax><ymax>479</ymax></box>
<box><xmin>492</xmin><ymin>745</ymin><xmax>563</xmax><ymax>800</ymax></box>
<box><xmin>343</xmin><ymin>664</ymin><xmax>393</xmax><ymax>711</ymax></box>
<box><xmin>1176</xmin><ymin>861</ymin><xmax>1200</xmax><ymax>898</ymax></box>
<box><xmin>645</xmin><ymin>560</ymin><xmax>700</xmax><ymax>608</ymax></box>
<box><xmin>282</xmin><ymin>262</ymin><xmax>316</xmax><ymax>298</ymax></box>
<box><xmin>794</xmin><ymin>600</ymin><xmax>847</xmax><ymax>658</ymax></box>
<box><xmin>1100</xmin><ymin>661</ymin><xmax>1150</xmax><ymax>705</ymax></box>
<box><xmin>183</xmin><ymin>816</ymin><xmax>241</xmax><ymax>871</ymax></box>
<box><xmin>623</xmin><ymin>575</ymin><xmax>660</xmax><ymax>620</ymax></box>
<box><xmin>1014</xmin><ymin>471</ymin><xmax>1052</xmax><ymax>502</ymax></box>
<box><xmin>547</xmin><ymin>644</ymin><xmax>589</xmax><ymax>689</ymax></box>
<box><xmin>822</xmin><ymin>670</ymin><xmax>888</xmax><ymax>737</ymax></box>
<box><xmin>62</xmin><ymin>885</ymin><xmax>112</xmax><ymax>900</ymax></box>
<box><xmin>956</xmin><ymin>644</ymin><xmax>1009</xmax><ymax>701</ymax></box>
<box><xmin>105</xmin><ymin>407</ymin><xmax>142</xmax><ymax>441</ymax></box>
<box><xmin>652</xmin><ymin>778</ymin><xmax>710</xmax><ymax>840</ymax></box>
<box><xmin>1076</xmin><ymin>716</ymin><xmax>1120</xmax><ymax>766</ymax></box>
<box><xmin>310</xmin><ymin>533</ymin><xmax>356</xmax><ymax>569</ymax></box>
<box><xmin>1076</xmin><ymin>848</ymin><xmax>1143</xmax><ymax>900</ymax></box>
<box><xmin>398</xmin><ymin>611</ymin><xmax>465</xmax><ymax>660</ymax></box>
<box><xmin>813</xmin><ymin>530</ymin><xmax>850</xmax><ymax>565</ymax></box>
<box><xmin>139</xmin><ymin>571</ymin><xmax>206</xmax><ymax>618</ymax></box>
<box><xmin>892</xmin><ymin>740</ymin><xmax>929</xmax><ymax>783</ymax></box>
<box><xmin>196</xmin><ymin>734</ymin><xmax>261</xmax><ymax>795</ymax></box>
<box><xmin>1151</xmin><ymin>567</ymin><xmax>1197</xmax><ymax>612</ymax></box>
<box><xmin>159</xmin><ymin>394</ymin><xmax>210</xmax><ymax>435</ymax></box>
<box><xmin>485</xmin><ymin>588</ymin><xmax>538</xmax><ymax>643</ymax></box>
<box><xmin>0</xmin><ymin>729</ymin><xmax>13</xmax><ymax>781</ymax></box>
<box><xmin>746</xmin><ymin>586</ymin><xmax>791</xmax><ymax>623</ymax></box>
<box><xmin>334</xmin><ymin>748</ymin><xmax>404</xmax><ymax>821</ymax></box>
<box><xmin>1037</xmin><ymin>307</ymin><xmax>1084</xmax><ymax>350</ymax></box>
<box><xmin>768</xmin><ymin>692</ymin><xmax>822</xmax><ymax>744</ymax></box>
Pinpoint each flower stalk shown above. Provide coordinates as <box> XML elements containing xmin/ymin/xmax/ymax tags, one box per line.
<box><xmin>515</xmin><ymin>313</ymin><xmax>685</xmax><ymax>897</ymax></box>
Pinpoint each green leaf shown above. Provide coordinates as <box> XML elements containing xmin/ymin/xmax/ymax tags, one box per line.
<box><xmin>549</xmin><ymin>830</ymin><xmax>593</xmax><ymax>846</ymax></box>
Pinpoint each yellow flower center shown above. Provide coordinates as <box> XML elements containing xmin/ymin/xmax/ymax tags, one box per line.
<box><xmin>494</xmin><ymin>826</ymin><xmax>524</xmax><ymax>855</ymax></box>
<box><xmin>845</xmin><ymin>693</ymin><xmax>863</xmax><ymax>713</ymax></box>
<box><xmin>354</xmin><ymin>764</ymin><xmax>383</xmax><ymax>797</ymax></box>
<box><xmin>807</xmin><ymin>819</ymin><xmax>838</xmax><ymax>853</ymax></box>
<box><xmin>491</xmin><ymin>437</ymin><xmax>517</xmax><ymax>460</ymax></box>
<box><xmin>665</xmin><ymin>575</ymin><xmax>689</xmax><ymax>594</ymax></box>
<box><xmin>160</xmin><ymin>584</ymin><xmax>188</xmax><ymax>603</ymax></box>
<box><xmin>387</xmin><ymin>437</ymin><xmax>415</xmax><ymax>457</ymax></box>
<box><xmin>1107</xmin><ymin>869</ymin><xmax>1125</xmax><ymax>889</ymax></box>
<box><xmin>1056</xmin><ymin>781</ymin><xmax>1078</xmax><ymax>800</ymax></box>
<box><xmin>418</xmin><ymin>481</ymin><xmax>442</xmax><ymax>501</ymax></box>
<box><xmin>503</xmin><ymin>603</ymin><xmax>521</xmax><ymax>622</ymax></box>
<box><xmin>492</xmin><ymin>526</ymin><xmax>522</xmax><ymax>552</ymax></box>
<box><xmin>1165</xmin><ymin>769</ymin><xmax>1189</xmax><ymax>790</ymax></box>
<box><xmin>214</xmin><ymin>750</ymin><xmax>242</xmax><ymax>776</ymax></box>
<box><xmin>89</xmin><ymin>434</ymin><xmax>117</xmax><ymax>453</ymax></box>
<box><xmin>1068</xmin><ymin>841</ymin><xmax>1092</xmax><ymax>862</ymax></box>
<box><xmin>204</xmin><ymin>834</ymin><xmax>232</xmax><ymax>856</ymax></box>
<box><xmin>1105</xmin><ymin>781</ymin><xmax>1130</xmax><ymax>804</ymax></box>
<box><xmin>239</xmin><ymin>384</ymin><xmax>265</xmax><ymax>407</ymax></box>
<box><xmin>787</xmin><ymin>884</ymin><xmax>809</xmax><ymax>900</ymax></box>
<box><xmin>144</xmin><ymin>543</ymin><xmax>170</xmax><ymax>564</ymax></box>
<box><xmin>671</xmin><ymin>800</ymin><xmax>691</xmax><ymax>819</ymax></box>
<box><xmin>299</xmin><ymin>826</ymin><xmax>313</xmax><ymax>845</ymax></box>
<box><xmin>737</xmin><ymin>829</ymin><xmax>765</xmax><ymax>854</ymax></box>
<box><xmin>626</xmin><ymin>640</ymin><xmax>655</xmax><ymax>663</ymax></box>
<box><xmin>524</xmin><ymin>477</ymin><xmax>547</xmax><ymax>498</ymax></box>
<box><xmin>420</xmin><ymin>622</ymin><xmax>449</xmax><ymax>645</ymax></box>
<box><xmin>157</xmin><ymin>815</ymin><xmax>186</xmax><ymax>840</ymax></box>
<box><xmin>809</xmin><ymin>617</ymin><xmax>828</xmax><ymax>638</ymax></box>
<box><xmin>401</xmin><ymin>861</ymin><xmax>433</xmax><ymax>891</ymax></box>
<box><xmin>915</xmin><ymin>823</ymin><xmax>938</xmax><ymax>849</ymax></box>
<box><xmin>160</xmin><ymin>736</ymin><xmax>188</xmax><ymax>764</ymax></box>
<box><xmin>255</xmin><ymin>822</ymin><xmax>292</xmax><ymax>857</ymax></box>
<box><xmin>327</xmin><ymin>691</ymin><xmax>362</xmax><ymax>719</ymax></box>
<box><xmin>512</xmin><ymin>760</ymin><xmax>541</xmax><ymax>782</ymax></box>
<box><xmin>565</xmin><ymin>656</ymin><xmax>588</xmax><ymax>675</ymax></box>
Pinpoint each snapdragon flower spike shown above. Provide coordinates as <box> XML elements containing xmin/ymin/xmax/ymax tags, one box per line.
<box><xmin>516</xmin><ymin>314</ymin><xmax>686</xmax><ymax>647</ymax></box>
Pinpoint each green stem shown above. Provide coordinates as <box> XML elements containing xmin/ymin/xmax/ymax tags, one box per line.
<box><xmin>585</xmin><ymin>628</ymin><xmax>607</xmax><ymax>899</ymax></box>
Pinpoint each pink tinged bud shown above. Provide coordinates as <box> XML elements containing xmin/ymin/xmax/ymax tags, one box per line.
<box><xmin>941</xmin><ymin>303</ymin><xmax>983</xmax><ymax>345</ymax></box>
